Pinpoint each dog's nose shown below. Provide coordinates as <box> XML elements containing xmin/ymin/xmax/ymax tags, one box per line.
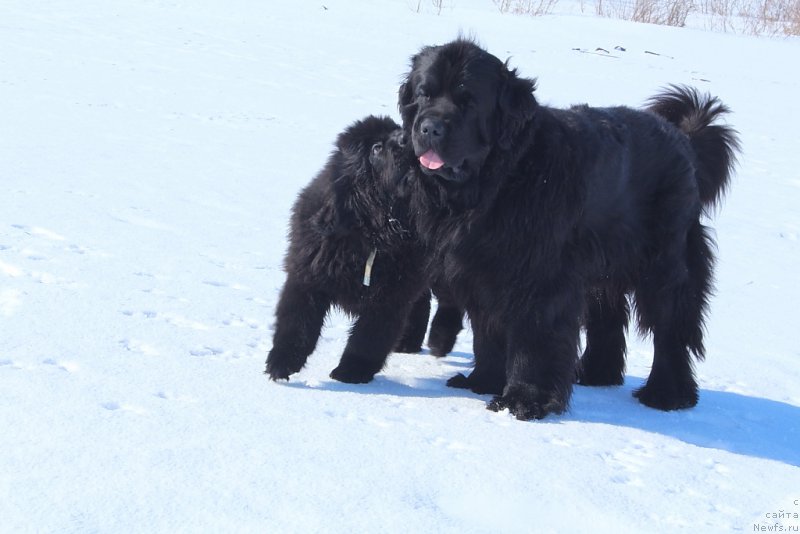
<box><xmin>390</xmin><ymin>130</ymin><xmax>408</xmax><ymax>148</ymax></box>
<box><xmin>419</xmin><ymin>117</ymin><xmax>445</xmax><ymax>140</ymax></box>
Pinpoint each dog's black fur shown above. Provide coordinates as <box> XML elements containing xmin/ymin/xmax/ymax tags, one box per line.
<box><xmin>399</xmin><ymin>39</ymin><xmax>740</xmax><ymax>420</ymax></box>
<box><xmin>265</xmin><ymin>115</ymin><xmax>462</xmax><ymax>384</ymax></box>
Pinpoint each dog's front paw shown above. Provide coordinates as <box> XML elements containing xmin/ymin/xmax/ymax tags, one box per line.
<box><xmin>487</xmin><ymin>384</ymin><xmax>568</xmax><ymax>421</ymax></box>
<box><xmin>265</xmin><ymin>349</ymin><xmax>302</xmax><ymax>381</ymax></box>
<box><xmin>329</xmin><ymin>357</ymin><xmax>377</xmax><ymax>384</ymax></box>
<box><xmin>446</xmin><ymin>373</ymin><xmax>471</xmax><ymax>389</ymax></box>
<box><xmin>446</xmin><ymin>371</ymin><xmax>504</xmax><ymax>395</ymax></box>
<box><xmin>394</xmin><ymin>340</ymin><xmax>423</xmax><ymax>354</ymax></box>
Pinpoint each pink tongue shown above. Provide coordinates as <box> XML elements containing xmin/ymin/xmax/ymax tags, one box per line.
<box><xmin>419</xmin><ymin>150</ymin><xmax>445</xmax><ymax>170</ymax></box>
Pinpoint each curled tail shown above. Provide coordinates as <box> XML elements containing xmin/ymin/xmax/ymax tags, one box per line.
<box><xmin>646</xmin><ymin>84</ymin><xmax>741</xmax><ymax>210</ymax></box>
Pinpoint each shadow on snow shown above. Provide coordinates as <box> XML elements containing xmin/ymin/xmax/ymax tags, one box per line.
<box><xmin>570</xmin><ymin>376</ymin><xmax>800</xmax><ymax>468</ymax></box>
<box><xmin>278</xmin><ymin>352</ymin><xmax>799</xmax><ymax>467</ymax></box>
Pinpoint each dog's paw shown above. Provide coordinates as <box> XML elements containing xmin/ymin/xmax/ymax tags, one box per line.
<box><xmin>446</xmin><ymin>373</ymin><xmax>471</xmax><ymax>389</ymax></box>
<box><xmin>487</xmin><ymin>384</ymin><xmax>568</xmax><ymax>421</ymax></box>
<box><xmin>393</xmin><ymin>340</ymin><xmax>423</xmax><ymax>354</ymax></box>
<box><xmin>446</xmin><ymin>371</ymin><xmax>504</xmax><ymax>395</ymax></box>
<box><xmin>576</xmin><ymin>362</ymin><xmax>625</xmax><ymax>387</ymax></box>
<box><xmin>576</xmin><ymin>348</ymin><xmax>625</xmax><ymax>386</ymax></box>
<box><xmin>265</xmin><ymin>350</ymin><xmax>302</xmax><ymax>381</ymax></box>
<box><xmin>427</xmin><ymin>327</ymin><xmax>458</xmax><ymax>358</ymax></box>
<box><xmin>329</xmin><ymin>359</ymin><xmax>377</xmax><ymax>384</ymax></box>
<box><xmin>633</xmin><ymin>381</ymin><xmax>698</xmax><ymax>411</ymax></box>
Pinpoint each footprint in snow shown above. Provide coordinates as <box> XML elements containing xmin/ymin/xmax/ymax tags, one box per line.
<box><xmin>155</xmin><ymin>391</ymin><xmax>197</xmax><ymax>403</ymax></box>
<box><xmin>119</xmin><ymin>338</ymin><xmax>160</xmax><ymax>356</ymax></box>
<box><xmin>42</xmin><ymin>358</ymin><xmax>79</xmax><ymax>373</ymax></box>
<box><xmin>203</xmin><ymin>279</ymin><xmax>249</xmax><ymax>290</ymax></box>
<box><xmin>101</xmin><ymin>401</ymin><xmax>146</xmax><ymax>414</ymax></box>
<box><xmin>11</xmin><ymin>224</ymin><xmax>66</xmax><ymax>242</ymax></box>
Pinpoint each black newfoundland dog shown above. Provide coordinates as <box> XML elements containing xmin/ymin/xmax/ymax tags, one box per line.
<box><xmin>265</xmin><ymin>115</ymin><xmax>462</xmax><ymax>384</ymax></box>
<box><xmin>399</xmin><ymin>39</ymin><xmax>739</xmax><ymax>420</ymax></box>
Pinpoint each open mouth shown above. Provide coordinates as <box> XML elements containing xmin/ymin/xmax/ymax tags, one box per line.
<box><xmin>412</xmin><ymin>138</ymin><xmax>469</xmax><ymax>183</ymax></box>
<box><xmin>416</xmin><ymin>152</ymin><xmax>469</xmax><ymax>184</ymax></box>
<box><xmin>419</xmin><ymin>149</ymin><xmax>445</xmax><ymax>170</ymax></box>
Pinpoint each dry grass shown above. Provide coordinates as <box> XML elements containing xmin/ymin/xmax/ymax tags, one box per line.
<box><xmin>494</xmin><ymin>0</ymin><xmax>560</xmax><ymax>16</ymax></box>
<box><xmin>423</xmin><ymin>0</ymin><xmax>800</xmax><ymax>35</ymax></box>
<box><xmin>596</xmin><ymin>0</ymin><xmax>692</xmax><ymax>26</ymax></box>
<box><xmin>786</xmin><ymin>0</ymin><xmax>800</xmax><ymax>33</ymax></box>
<box><xmin>414</xmin><ymin>0</ymin><xmax>446</xmax><ymax>14</ymax></box>
<box><xmin>595</xmin><ymin>0</ymin><xmax>800</xmax><ymax>35</ymax></box>
<box><xmin>741</xmin><ymin>0</ymin><xmax>800</xmax><ymax>35</ymax></box>
<box><xmin>700</xmin><ymin>0</ymin><xmax>800</xmax><ymax>35</ymax></box>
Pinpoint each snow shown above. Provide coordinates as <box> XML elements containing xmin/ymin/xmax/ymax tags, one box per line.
<box><xmin>2</xmin><ymin>0</ymin><xmax>799</xmax><ymax>532</ymax></box>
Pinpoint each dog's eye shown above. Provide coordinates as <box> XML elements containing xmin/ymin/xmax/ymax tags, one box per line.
<box><xmin>371</xmin><ymin>142</ymin><xmax>383</xmax><ymax>156</ymax></box>
<box><xmin>455</xmin><ymin>83</ymin><xmax>473</xmax><ymax>105</ymax></box>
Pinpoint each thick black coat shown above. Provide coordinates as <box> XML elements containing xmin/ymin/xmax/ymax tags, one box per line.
<box><xmin>399</xmin><ymin>40</ymin><xmax>739</xmax><ymax>420</ymax></box>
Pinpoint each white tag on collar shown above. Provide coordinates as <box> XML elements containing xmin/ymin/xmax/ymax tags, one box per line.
<box><xmin>362</xmin><ymin>248</ymin><xmax>377</xmax><ymax>287</ymax></box>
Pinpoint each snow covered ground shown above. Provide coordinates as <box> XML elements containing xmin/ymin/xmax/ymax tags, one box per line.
<box><xmin>2</xmin><ymin>1</ymin><xmax>799</xmax><ymax>532</ymax></box>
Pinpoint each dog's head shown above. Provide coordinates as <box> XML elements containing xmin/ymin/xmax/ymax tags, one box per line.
<box><xmin>368</xmin><ymin>127</ymin><xmax>412</xmax><ymax>194</ymax></box>
<box><xmin>334</xmin><ymin>115</ymin><xmax>407</xmax><ymax>192</ymax></box>
<box><xmin>398</xmin><ymin>38</ymin><xmax>537</xmax><ymax>185</ymax></box>
<box><xmin>314</xmin><ymin>115</ymin><xmax>410</xmax><ymax>237</ymax></box>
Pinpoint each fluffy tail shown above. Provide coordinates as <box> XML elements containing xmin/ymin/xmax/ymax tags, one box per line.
<box><xmin>646</xmin><ymin>84</ymin><xmax>741</xmax><ymax>210</ymax></box>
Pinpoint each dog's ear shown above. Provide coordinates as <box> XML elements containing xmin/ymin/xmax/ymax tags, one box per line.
<box><xmin>399</xmin><ymin>51</ymin><xmax>427</xmax><ymax>125</ymax></box>
<box><xmin>398</xmin><ymin>77</ymin><xmax>418</xmax><ymax>128</ymax></box>
<box><xmin>313</xmin><ymin>175</ymin><xmax>360</xmax><ymax>238</ymax></box>
<box><xmin>311</xmin><ymin>202</ymin><xmax>338</xmax><ymax>236</ymax></box>
<box><xmin>398</xmin><ymin>78</ymin><xmax>413</xmax><ymax>109</ymax></box>
<box><xmin>497</xmin><ymin>68</ymin><xmax>537</xmax><ymax>150</ymax></box>
<box><xmin>311</xmin><ymin>146</ymin><xmax>363</xmax><ymax>238</ymax></box>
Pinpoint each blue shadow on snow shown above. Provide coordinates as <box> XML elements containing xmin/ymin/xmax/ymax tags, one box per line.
<box><xmin>570</xmin><ymin>375</ymin><xmax>800</xmax><ymax>467</ymax></box>
<box><xmin>278</xmin><ymin>353</ymin><xmax>800</xmax><ymax>467</ymax></box>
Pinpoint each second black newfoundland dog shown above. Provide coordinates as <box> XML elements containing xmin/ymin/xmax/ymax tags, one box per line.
<box><xmin>399</xmin><ymin>39</ymin><xmax>739</xmax><ymax>420</ymax></box>
<box><xmin>265</xmin><ymin>115</ymin><xmax>462</xmax><ymax>384</ymax></box>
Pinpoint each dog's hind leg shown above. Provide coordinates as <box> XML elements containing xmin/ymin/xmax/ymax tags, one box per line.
<box><xmin>633</xmin><ymin>220</ymin><xmax>714</xmax><ymax>410</ymax></box>
<box><xmin>578</xmin><ymin>288</ymin><xmax>630</xmax><ymax>386</ymax></box>
<box><xmin>446</xmin><ymin>313</ymin><xmax>504</xmax><ymax>394</ymax></box>
<box><xmin>266</xmin><ymin>277</ymin><xmax>331</xmax><ymax>380</ymax></box>
<box><xmin>427</xmin><ymin>303</ymin><xmax>464</xmax><ymax>358</ymax></box>
<box><xmin>394</xmin><ymin>290</ymin><xmax>432</xmax><ymax>354</ymax></box>
<box><xmin>427</xmin><ymin>285</ymin><xmax>464</xmax><ymax>357</ymax></box>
